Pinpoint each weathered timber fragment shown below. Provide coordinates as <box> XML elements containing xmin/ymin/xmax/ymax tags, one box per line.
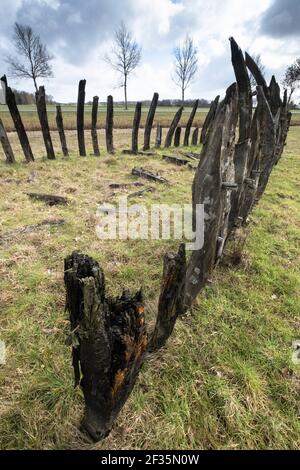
<box><xmin>191</xmin><ymin>127</ymin><xmax>199</xmax><ymax>145</ymax></box>
<box><xmin>1</xmin><ymin>75</ymin><xmax>34</xmax><ymax>162</ymax></box>
<box><xmin>245</xmin><ymin>51</ymin><xmax>269</xmax><ymax>98</ymax></box>
<box><xmin>164</xmin><ymin>107</ymin><xmax>183</xmax><ymax>148</ymax></box>
<box><xmin>128</xmin><ymin>187</ymin><xmax>154</xmax><ymax>198</ymax></box>
<box><xmin>184</xmin><ymin>100</ymin><xmax>199</xmax><ymax>146</ymax></box>
<box><xmin>56</xmin><ymin>105</ymin><xmax>69</xmax><ymax>156</ymax></box>
<box><xmin>143</xmin><ymin>92</ymin><xmax>159</xmax><ymax>150</ymax></box>
<box><xmin>132</xmin><ymin>167</ymin><xmax>169</xmax><ymax>184</ymax></box>
<box><xmin>162</xmin><ymin>155</ymin><xmax>189</xmax><ymax>166</ymax></box>
<box><xmin>0</xmin><ymin>118</ymin><xmax>15</xmax><ymax>163</ymax></box>
<box><xmin>149</xmin><ymin>244</ymin><xmax>186</xmax><ymax>351</ymax></box>
<box><xmin>109</xmin><ymin>182</ymin><xmax>144</xmax><ymax>189</ymax></box>
<box><xmin>36</xmin><ymin>86</ymin><xmax>55</xmax><ymax>160</ymax></box>
<box><xmin>77</xmin><ymin>80</ymin><xmax>86</xmax><ymax>156</ymax></box>
<box><xmin>91</xmin><ymin>96</ymin><xmax>100</xmax><ymax>156</ymax></box>
<box><xmin>131</xmin><ymin>101</ymin><xmax>142</xmax><ymax>154</ymax></box>
<box><xmin>106</xmin><ymin>95</ymin><xmax>114</xmax><ymax>154</ymax></box>
<box><xmin>155</xmin><ymin>123</ymin><xmax>162</xmax><ymax>148</ymax></box>
<box><xmin>200</xmin><ymin>95</ymin><xmax>219</xmax><ymax>144</ymax></box>
<box><xmin>174</xmin><ymin>127</ymin><xmax>181</xmax><ymax>147</ymax></box>
<box><xmin>0</xmin><ymin>218</ymin><xmax>64</xmax><ymax>244</ymax></box>
<box><xmin>64</xmin><ymin>252</ymin><xmax>147</xmax><ymax>441</ymax></box>
<box><xmin>25</xmin><ymin>192</ymin><xmax>68</xmax><ymax>206</ymax></box>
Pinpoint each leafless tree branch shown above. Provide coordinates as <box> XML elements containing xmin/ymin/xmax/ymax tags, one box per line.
<box><xmin>172</xmin><ymin>35</ymin><xmax>198</xmax><ymax>104</ymax></box>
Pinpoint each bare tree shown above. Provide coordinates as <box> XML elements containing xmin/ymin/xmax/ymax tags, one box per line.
<box><xmin>249</xmin><ymin>54</ymin><xmax>266</xmax><ymax>89</ymax></box>
<box><xmin>6</xmin><ymin>23</ymin><xmax>53</xmax><ymax>92</ymax></box>
<box><xmin>282</xmin><ymin>58</ymin><xmax>300</xmax><ymax>104</ymax></box>
<box><xmin>106</xmin><ymin>21</ymin><xmax>141</xmax><ymax>110</ymax></box>
<box><xmin>172</xmin><ymin>35</ymin><xmax>198</xmax><ymax>104</ymax></box>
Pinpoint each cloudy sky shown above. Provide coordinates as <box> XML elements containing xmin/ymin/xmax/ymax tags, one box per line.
<box><xmin>0</xmin><ymin>0</ymin><xmax>299</xmax><ymax>103</ymax></box>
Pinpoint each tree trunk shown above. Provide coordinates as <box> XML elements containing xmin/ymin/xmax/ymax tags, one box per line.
<box><xmin>36</xmin><ymin>86</ymin><xmax>55</xmax><ymax>160</ymax></box>
<box><xmin>91</xmin><ymin>96</ymin><xmax>100</xmax><ymax>156</ymax></box>
<box><xmin>1</xmin><ymin>75</ymin><xmax>34</xmax><ymax>162</ymax></box>
<box><xmin>184</xmin><ymin>100</ymin><xmax>199</xmax><ymax>146</ymax></box>
<box><xmin>174</xmin><ymin>127</ymin><xmax>181</xmax><ymax>147</ymax></box>
<box><xmin>0</xmin><ymin>118</ymin><xmax>15</xmax><ymax>163</ymax></box>
<box><xmin>143</xmin><ymin>92</ymin><xmax>159</xmax><ymax>151</ymax></box>
<box><xmin>64</xmin><ymin>252</ymin><xmax>148</xmax><ymax>441</ymax></box>
<box><xmin>164</xmin><ymin>106</ymin><xmax>183</xmax><ymax>148</ymax></box>
<box><xmin>124</xmin><ymin>74</ymin><xmax>128</xmax><ymax>111</ymax></box>
<box><xmin>106</xmin><ymin>95</ymin><xmax>114</xmax><ymax>154</ymax></box>
<box><xmin>56</xmin><ymin>105</ymin><xmax>69</xmax><ymax>157</ymax></box>
<box><xmin>131</xmin><ymin>101</ymin><xmax>142</xmax><ymax>154</ymax></box>
<box><xmin>77</xmin><ymin>79</ymin><xmax>86</xmax><ymax>156</ymax></box>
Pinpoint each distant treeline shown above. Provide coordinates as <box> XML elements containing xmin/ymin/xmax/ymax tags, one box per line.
<box><xmin>12</xmin><ymin>89</ymin><xmax>55</xmax><ymax>105</ymax></box>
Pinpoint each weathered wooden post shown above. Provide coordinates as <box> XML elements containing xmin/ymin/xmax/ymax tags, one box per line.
<box><xmin>56</xmin><ymin>105</ymin><xmax>69</xmax><ymax>157</ymax></box>
<box><xmin>164</xmin><ymin>106</ymin><xmax>183</xmax><ymax>148</ymax></box>
<box><xmin>174</xmin><ymin>127</ymin><xmax>181</xmax><ymax>147</ymax></box>
<box><xmin>131</xmin><ymin>101</ymin><xmax>142</xmax><ymax>154</ymax></box>
<box><xmin>184</xmin><ymin>99</ymin><xmax>199</xmax><ymax>146</ymax></box>
<box><xmin>77</xmin><ymin>79</ymin><xmax>86</xmax><ymax>156</ymax></box>
<box><xmin>1</xmin><ymin>75</ymin><xmax>34</xmax><ymax>162</ymax></box>
<box><xmin>200</xmin><ymin>95</ymin><xmax>220</xmax><ymax>144</ymax></box>
<box><xmin>64</xmin><ymin>252</ymin><xmax>147</xmax><ymax>441</ymax></box>
<box><xmin>143</xmin><ymin>92</ymin><xmax>159</xmax><ymax>151</ymax></box>
<box><xmin>0</xmin><ymin>118</ymin><xmax>15</xmax><ymax>163</ymax></box>
<box><xmin>192</xmin><ymin>127</ymin><xmax>199</xmax><ymax>145</ymax></box>
<box><xmin>155</xmin><ymin>123</ymin><xmax>162</xmax><ymax>149</ymax></box>
<box><xmin>106</xmin><ymin>95</ymin><xmax>114</xmax><ymax>154</ymax></box>
<box><xmin>91</xmin><ymin>96</ymin><xmax>100</xmax><ymax>156</ymax></box>
<box><xmin>36</xmin><ymin>86</ymin><xmax>55</xmax><ymax>160</ymax></box>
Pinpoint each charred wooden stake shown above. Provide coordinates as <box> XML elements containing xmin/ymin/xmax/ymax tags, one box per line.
<box><xmin>184</xmin><ymin>100</ymin><xmax>199</xmax><ymax>146</ymax></box>
<box><xmin>192</xmin><ymin>127</ymin><xmax>199</xmax><ymax>145</ymax></box>
<box><xmin>56</xmin><ymin>105</ymin><xmax>69</xmax><ymax>157</ymax></box>
<box><xmin>1</xmin><ymin>75</ymin><xmax>34</xmax><ymax>162</ymax></box>
<box><xmin>91</xmin><ymin>96</ymin><xmax>100</xmax><ymax>156</ymax></box>
<box><xmin>25</xmin><ymin>192</ymin><xmax>68</xmax><ymax>206</ymax></box>
<box><xmin>36</xmin><ymin>86</ymin><xmax>55</xmax><ymax>160</ymax></box>
<box><xmin>162</xmin><ymin>155</ymin><xmax>189</xmax><ymax>166</ymax></box>
<box><xmin>155</xmin><ymin>123</ymin><xmax>162</xmax><ymax>149</ymax></box>
<box><xmin>164</xmin><ymin>107</ymin><xmax>183</xmax><ymax>148</ymax></box>
<box><xmin>106</xmin><ymin>95</ymin><xmax>114</xmax><ymax>154</ymax></box>
<box><xmin>64</xmin><ymin>252</ymin><xmax>147</xmax><ymax>441</ymax></box>
<box><xmin>174</xmin><ymin>127</ymin><xmax>181</xmax><ymax>147</ymax></box>
<box><xmin>0</xmin><ymin>118</ymin><xmax>15</xmax><ymax>163</ymax></box>
<box><xmin>143</xmin><ymin>92</ymin><xmax>159</xmax><ymax>151</ymax></box>
<box><xmin>131</xmin><ymin>101</ymin><xmax>142</xmax><ymax>154</ymax></box>
<box><xmin>200</xmin><ymin>95</ymin><xmax>219</xmax><ymax>145</ymax></box>
<box><xmin>77</xmin><ymin>79</ymin><xmax>86</xmax><ymax>156</ymax></box>
<box><xmin>132</xmin><ymin>167</ymin><xmax>169</xmax><ymax>184</ymax></box>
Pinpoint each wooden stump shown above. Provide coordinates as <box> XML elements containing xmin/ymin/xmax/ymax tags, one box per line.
<box><xmin>155</xmin><ymin>123</ymin><xmax>162</xmax><ymax>149</ymax></box>
<box><xmin>143</xmin><ymin>92</ymin><xmax>159</xmax><ymax>151</ymax></box>
<box><xmin>184</xmin><ymin>100</ymin><xmax>199</xmax><ymax>146</ymax></box>
<box><xmin>131</xmin><ymin>101</ymin><xmax>142</xmax><ymax>154</ymax></box>
<box><xmin>77</xmin><ymin>79</ymin><xmax>86</xmax><ymax>156</ymax></box>
<box><xmin>56</xmin><ymin>105</ymin><xmax>69</xmax><ymax>157</ymax></box>
<box><xmin>164</xmin><ymin>107</ymin><xmax>183</xmax><ymax>148</ymax></box>
<box><xmin>191</xmin><ymin>127</ymin><xmax>199</xmax><ymax>145</ymax></box>
<box><xmin>91</xmin><ymin>96</ymin><xmax>100</xmax><ymax>156</ymax></box>
<box><xmin>36</xmin><ymin>86</ymin><xmax>55</xmax><ymax>160</ymax></box>
<box><xmin>1</xmin><ymin>75</ymin><xmax>34</xmax><ymax>162</ymax></box>
<box><xmin>106</xmin><ymin>95</ymin><xmax>114</xmax><ymax>154</ymax></box>
<box><xmin>64</xmin><ymin>252</ymin><xmax>147</xmax><ymax>441</ymax></box>
<box><xmin>174</xmin><ymin>127</ymin><xmax>181</xmax><ymax>147</ymax></box>
<box><xmin>0</xmin><ymin>118</ymin><xmax>15</xmax><ymax>163</ymax></box>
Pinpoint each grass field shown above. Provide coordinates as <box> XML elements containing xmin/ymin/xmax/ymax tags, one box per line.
<box><xmin>0</xmin><ymin>104</ymin><xmax>300</xmax><ymax>132</ymax></box>
<box><xmin>0</xmin><ymin>128</ymin><xmax>299</xmax><ymax>449</ymax></box>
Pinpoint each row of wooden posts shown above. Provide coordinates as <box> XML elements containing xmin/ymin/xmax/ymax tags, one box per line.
<box><xmin>0</xmin><ymin>74</ymin><xmax>209</xmax><ymax>164</ymax></box>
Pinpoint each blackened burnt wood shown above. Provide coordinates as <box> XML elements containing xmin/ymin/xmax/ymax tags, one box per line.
<box><xmin>164</xmin><ymin>106</ymin><xmax>183</xmax><ymax>148</ymax></box>
<box><xmin>149</xmin><ymin>244</ymin><xmax>186</xmax><ymax>352</ymax></box>
<box><xmin>143</xmin><ymin>92</ymin><xmax>159</xmax><ymax>151</ymax></box>
<box><xmin>131</xmin><ymin>101</ymin><xmax>142</xmax><ymax>154</ymax></box>
<box><xmin>91</xmin><ymin>96</ymin><xmax>100</xmax><ymax>156</ymax></box>
<box><xmin>0</xmin><ymin>118</ymin><xmax>15</xmax><ymax>163</ymax></box>
<box><xmin>192</xmin><ymin>127</ymin><xmax>199</xmax><ymax>145</ymax></box>
<box><xmin>174</xmin><ymin>127</ymin><xmax>181</xmax><ymax>147</ymax></box>
<box><xmin>184</xmin><ymin>100</ymin><xmax>199</xmax><ymax>146</ymax></box>
<box><xmin>25</xmin><ymin>192</ymin><xmax>68</xmax><ymax>206</ymax></box>
<box><xmin>155</xmin><ymin>123</ymin><xmax>162</xmax><ymax>148</ymax></box>
<box><xmin>106</xmin><ymin>95</ymin><xmax>114</xmax><ymax>154</ymax></box>
<box><xmin>245</xmin><ymin>52</ymin><xmax>269</xmax><ymax>98</ymax></box>
<box><xmin>162</xmin><ymin>155</ymin><xmax>189</xmax><ymax>166</ymax></box>
<box><xmin>56</xmin><ymin>105</ymin><xmax>69</xmax><ymax>156</ymax></box>
<box><xmin>64</xmin><ymin>252</ymin><xmax>147</xmax><ymax>441</ymax></box>
<box><xmin>200</xmin><ymin>95</ymin><xmax>219</xmax><ymax>144</ymax></box>
<box><xmin>1</xmin><ymin>75</ymin><xmax>34</xmax><ymax>162</ymax></box>
<box><xmin>132</xmin><ymin>167</ymin><xmax>169</xmax><ymax>184</ymax></box>
<box><xmin>36</xmin><ymin>86</ymin><xmax>55</xmax><ymax>160</ymax></box>
<box><xmin>77</xmin><ymin>80</ymin><xmax>86</xmax><ymax>156</ymax></box>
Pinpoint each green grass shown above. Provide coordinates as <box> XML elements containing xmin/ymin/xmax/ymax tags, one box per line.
<box><xmin>0</xmin><ymin>129</ymin><xmax>299</xmax><ymax>449</ymax></box>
